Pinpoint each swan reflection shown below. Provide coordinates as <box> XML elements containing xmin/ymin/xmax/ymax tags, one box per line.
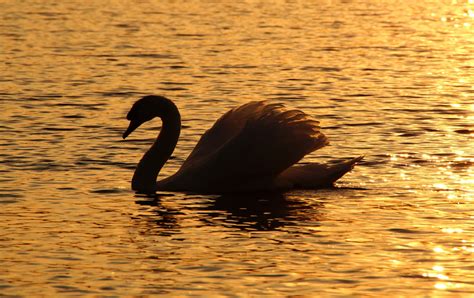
<box><xmin>201</xmin><ymin>192</ymin><xmax>325</xmax><ymax>231</ymax></box>
<box><xmin>134</xmin><ymin>191</ymin><xmax>325</xmax><ymax>232</ymax></box>
<box><xmin>133</xmin><ymin>193</ymin><xmax>182</xmax><ymax>236</ymax></box>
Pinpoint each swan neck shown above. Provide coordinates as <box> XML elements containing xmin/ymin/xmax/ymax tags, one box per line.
<box><xmin>132</xmin><ymin>104</ymin><xmax>181</xmax><ymax>192</ymax></box>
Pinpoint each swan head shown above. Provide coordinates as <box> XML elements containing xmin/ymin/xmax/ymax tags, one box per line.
<box><xmin>122</xmin><ymin>95</ymin><xmax>176</xmax><ymax>139</ymax></box>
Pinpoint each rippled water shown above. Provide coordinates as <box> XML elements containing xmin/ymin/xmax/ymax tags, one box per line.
<box><xmin>1</xmin><ymin>0</ymin><xmax>473</xmax><ymax>296</ymax></box>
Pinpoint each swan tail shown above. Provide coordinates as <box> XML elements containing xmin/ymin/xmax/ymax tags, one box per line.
<box><xmin>277</xmin><ymin>156</ymin><xmax>364</xmax><ymax>189</ymax></box>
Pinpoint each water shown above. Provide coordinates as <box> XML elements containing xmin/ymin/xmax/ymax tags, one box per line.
<box><xmin>1</xmin><ymin>0</ymin><xmax>473</xmax><ymax>296</ymax></box>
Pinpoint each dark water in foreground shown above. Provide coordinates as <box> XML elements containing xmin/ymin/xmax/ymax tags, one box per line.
<box><xmin>1</xmin><ymin>1</ymin><xmax>473</xmax><ymax>296</ymax></box>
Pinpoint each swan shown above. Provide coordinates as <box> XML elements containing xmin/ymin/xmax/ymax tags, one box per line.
<box><xmin>122</xmin><ymin>95</ymin><xmax>363</xmax><ymax>193</ymax></box>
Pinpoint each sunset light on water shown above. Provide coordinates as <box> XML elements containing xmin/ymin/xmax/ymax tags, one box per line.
<box><xmin>1</xmin><ymin>0</ymin><xmax>473</xmax><ymax>296</ymax></box>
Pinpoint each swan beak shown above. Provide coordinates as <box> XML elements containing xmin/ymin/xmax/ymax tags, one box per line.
<box><xmin>122</xmin><ymin>120</ymin><xmax>141</xmax><ymax>139</ymax></box>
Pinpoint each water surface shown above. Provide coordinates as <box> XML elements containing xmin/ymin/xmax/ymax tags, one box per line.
<box><xmin>1</xmin><ymin>0</ymin><xmax>473</xmax><ymax>296</ymax></box>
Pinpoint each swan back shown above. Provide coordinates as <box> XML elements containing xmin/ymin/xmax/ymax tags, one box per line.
<box><xmin>175</xmin><ymin>101</ymin><xmax>328</xmax><ymax>191</ymax></box>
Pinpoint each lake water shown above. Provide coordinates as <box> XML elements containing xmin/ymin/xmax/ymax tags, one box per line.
<box><xmin>1</xmin><ymin>0</ymin><xmax>473</xmax><ymax>296</ymax></box>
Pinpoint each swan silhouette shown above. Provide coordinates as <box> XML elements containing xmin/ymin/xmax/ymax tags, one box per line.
<box><xmin>123</xmin><ymin>95</ymin><xmax>363</xmax><ymax>193</ymax></box>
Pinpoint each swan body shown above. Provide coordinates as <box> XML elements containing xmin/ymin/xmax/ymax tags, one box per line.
<box><xmin>123</xmin><ymin>95</ymin><xmax>362</xmax><ymax>193</ymax></box>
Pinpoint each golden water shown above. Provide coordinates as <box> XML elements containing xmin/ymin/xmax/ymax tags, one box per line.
<box><xmin>1</xmin><ymin>0</ymin><xmax>473</xmax><ymax>296</ymax></box>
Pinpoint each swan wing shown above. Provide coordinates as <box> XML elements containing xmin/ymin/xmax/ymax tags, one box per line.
<box><xmin>178</xmin><ymin>101</ymin><xmax>328</xmax><ymax>191</ymax></box>
<box><xmin>180</xmin><ymin>101</ymin><xmax>272</xmax><ymax>170</ymax></box>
